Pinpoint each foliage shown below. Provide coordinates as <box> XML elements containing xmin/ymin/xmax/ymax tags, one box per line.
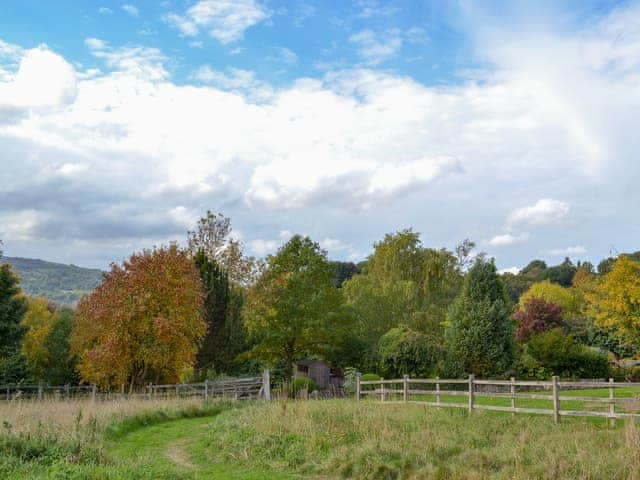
<box><xmin>342</xmin><ymin>230</ymin><xmax>461</xmax><ymax>370</ymax></box>
<box><xmin>329</xmin><ymin>261</ymin><xmax>360</xmax><ymax>288</ymax></box>
<box><xmin>589</xmin><ymin>255</ymin><xmax>640</xmax><ymax>337</ymax></box>
<box><xmin>243</xmin><ymin>235</ymin><xmax>349</xmax><ymax>378</ymax></box>
<box><xmin>378</xmin><ymin>325</ymin><xmax>441</xmax><ymax>378</ymax></box>
<box><xmin>525</xmin><ymin>329</ymin><xmax>610</xmax><ymax>379</ymax></box>
<box><xmin>0</xmin><ymin>263</ymin><xmax>28</xmax><ymax>383</ymax></box>
<box><xmin>513</xmin><ymin>298</ymin><xmax>564</xmax><ymax>343</ymax></box>
<box><xmin>445</xmin><ymin>258</ymin><xmax>514</xmax><ymax>377</ymax></box>
<box><xmin>501</xmin><ymin>258</ymin><xmax>579</xmax><ymax>303</ymax></box>
<box><xmin>1</xmin><ymin>256</ymin><xmax>103</xmax><ymax>305</ymax></box>
<box><xmin>72</xmin><ymin>245</ymin><xmax>206</xmax><ymax>390</ymax></box>
<box><xmin>187</xmin><ymin>211</ymin><xmax>261</xmax><ymax>286</ymax></box>
<box><xmin>41</xmin><ymin>306</ymin><xmax>79</xmax><ymax>385</ymax></box>
<box><xmin>193</xmin><ymin>250</ymin><xmax>246</xmax><ymax>375</ymax></box>
<box><xmin>290</xmin><ymin>377</ymin><xmax>318</xmax><ymax>396</ymax></box>
<box><xmin>20</xmin><ymin>297</ymin><xmax>55</xmax><ymax>379</ymax></box>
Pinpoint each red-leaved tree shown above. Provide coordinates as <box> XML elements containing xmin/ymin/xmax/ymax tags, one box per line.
<box><xmin>72</xmin><ymin>244</ymin><xmax>205</xmax><ymax>391</ymax></box>
<box><xmin>513</xmin><ymin>298</ymin><xmax>564</xmax><ymax>343</ymax></box>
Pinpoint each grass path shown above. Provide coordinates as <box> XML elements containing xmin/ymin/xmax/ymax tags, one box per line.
<box><xmin>109</xmin><ymin>414</ymin><xmax>297</xmax><ymax>480</ymax></box>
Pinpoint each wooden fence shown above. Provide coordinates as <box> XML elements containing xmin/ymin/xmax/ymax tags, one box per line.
<box><xmin>356</xmin><ymin>374</ymin><xmax>640</xmax><ymax>425</ymax></box>
<box><xmin>0</xmin><ymin>370</ymin><xmax>271</xmax><ymax>402</ymax></box>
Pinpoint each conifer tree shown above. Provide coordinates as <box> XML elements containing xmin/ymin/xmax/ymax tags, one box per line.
<box><xmin>445</xmin><ymin>258</ymin><xmax>514</xmax><ymax>377</ymax></box>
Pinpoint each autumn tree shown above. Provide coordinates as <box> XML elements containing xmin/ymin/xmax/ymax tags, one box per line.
<box><xmin>72</xmin><ymin>245</ymin><xmax>205</xmax><ymax>391</ymax></box>
<box><xmin>513</xmin><ymin>298</ymin><xmax>564</xmax><ymax>343</ymax></box>
<box><xmin>21</xmin><ymin>296</ymin><xmax>55</xmax><ymax>380</ymax></box>
<box><xmin>589</xmin><ymin>255</ymin><xmax>640</xmax><ymax>337</ymax></box>
<box><xmin>243</xmin><ymin>235</ymin><xmax>348</xmax><ymax>379</ymax></box>
<box><xmin>445</xmin><ymin>258</ymin><xmax>514</xmax><ymax>377</ymax></box>
<box><xmin>187</xmin><ymin>211</ymin><xmax>261</xmax><ymax>286</ymax></box>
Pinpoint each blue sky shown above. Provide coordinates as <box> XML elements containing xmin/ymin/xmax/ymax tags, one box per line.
<box><xmin>0</xmin><ymin>0</ymin><xmax>639</xmax><ymax>270</ymax></box>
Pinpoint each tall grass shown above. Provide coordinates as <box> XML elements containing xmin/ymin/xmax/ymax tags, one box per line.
<box><xmin>203</xmin><ymin>400</ymin><xmax>640</xmax><ymax>479</ymax></box>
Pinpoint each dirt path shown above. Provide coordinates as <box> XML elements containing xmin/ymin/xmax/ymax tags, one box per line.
<box><xmin>165</xmin><ymin>439</ymin><xmax>195</xmax><ymax>470</ymax></box>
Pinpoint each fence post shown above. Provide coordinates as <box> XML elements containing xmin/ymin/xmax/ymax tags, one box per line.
<box><xmin>380</xmin><ymin>377</ymin><xmax>385</xmax><ymax>402</ymax></box>
<box><xmin>91</xmin><ymin>384</ymin><xmax>97</xmax><ymax>402</ymax></box>
<box><xmin>552</xmin><ymin>376</ymin><xmax>560</xmax><ymax>424</ymax></box>
<box><xmin>510</xmin><ymin>377</ymin><xmax>516</xmax><ymax>416</ymax></box>
<box><xmin>65</xmin><ymin>384</ymin><xmax>70</xmax><ymax>401</ymax></box>
<box><xmin>355</xmin><ymin>372</ymin><xmax>361</xmax><ymax>402</ymax></box>
<box><xmin>403</xmin><ymin>375</ymin><xmax>409</xmax><ymax>402</ymax></box>
<box><xmin>436</xmin><ymin>376</ymin><xmax>441</xmax><ymax>406</ymax></box>
<box><xmin>468</xmin><ymin>374</ymin><xmax>475</xmax><ymax>413</ymax></box>
<box><xmin>38</xmin><ymin>382</ymin><xmax>43</xmax><ymax>401</ymax></box>
<box><xmin>147</xmin><ymin>383</ymin><xmax>152</xmax><ymax>400</ymax></box>
<box><xmin>609</xmin><ymin>378</ymin><xmax>615</xmax><ymax>427</ymax></box>
<box><xmin>204</xmin><ymin>380</ymin><xmax>209</xmax><ymax>401</ymax></box>
<box><xmin>262</xmin><ymin>369</ymin><xmax>271</xmax><ymax>401</ymax></box>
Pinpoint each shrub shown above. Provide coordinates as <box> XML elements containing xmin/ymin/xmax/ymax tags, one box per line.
<box><xmin>359</xmin><ymin>373</ymin><xmax>381</xmax><ymax>391</ymax></box>
<box><xmin>378</xmin><ymin>325</ymin><xmax>440</xmax><ymax>378</ymax></box>
<box><xmin>513</xmin><ymin>298</ymin><xmax>564</xmax><ymax>343</ymax></box>
<box><xmin>526</xmin><ymin>329</ymin><xmax>610</xmax><ymax>379</ymax></box>
<box><xmin>290</xmin><ymin>377</ymin><xmax>318</xmax><ymax>397</ymax></box>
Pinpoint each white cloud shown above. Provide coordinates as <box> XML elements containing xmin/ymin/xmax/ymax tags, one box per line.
<box><xmin>122</xmin><ymin>4</ymin><xmax>139</xmax><ymax>17</ymax></box>
<box><xmin>545</xmin><ymin>245</ymin><xmax>588</xmax><ymax>257</ymax></box>
<box><xmin>98</xmin><ymin>6</ymin><xmax>113</xmax><ymax>15</ymax></box>
<box><xmin>349</xmin><ymin>29</ymin><xmax>403</xmax><ymax>64</ymax></box>
<box><xmin>164</xmin><ymin>13</ymin><xmax>199</xmax><ymax>37</ymax></box>
<box><xmin>166</xmin><ymin>0</ymin><xmax>270</xmax><ymax>44</ymax></box>
<box><xmin>248</xmin><ymin>238</ymin><xmax>278</xmax><ymax>256</ymax></box>
<box><xmin>85</xmin><ymin>38</ymin><xmax>108</xmax><ymax>51</ymax></box>
<box><xmin>498</xmin><ymin>266</ymin><xmax>520</xmax><ymax>275</ymax></box>
<box><xmin>507</xmin><ymin>199</ymin><xmax>570</xmax><ymax>227</ymax></box>
<box><xmin>488</xmin><ymin>232</ymin><xmax>529</xmax><ymax>247</ymax></box>
<box><xmin>0</xmin><ymin>46</ymin><xmax>76</xmax><ymax>118</ymax></box>
<box><xmin>267</xmin><ymin>47</ymin><xmax>298</xmax><ymax>65</ymax></box>
<box><xmin>356</xmin><ymin>0</ymin><xmax>399</xmax><ymax>18</ymax></box>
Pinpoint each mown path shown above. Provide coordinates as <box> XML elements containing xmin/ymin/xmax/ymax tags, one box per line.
<box><xmin>109</xmin><ymin>415</ymin><xmax>297</xmax><ymax>480</ymax></box>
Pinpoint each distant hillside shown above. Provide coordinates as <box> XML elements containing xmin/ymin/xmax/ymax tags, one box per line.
<box><xmin>1</xmin><ymin>256</ymin><xmax>103</xmax><ymax>305</ymax></box>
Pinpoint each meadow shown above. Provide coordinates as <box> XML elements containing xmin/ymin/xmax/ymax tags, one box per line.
<box><xmin>2</xmin><ymin>389</ymin><xmax>640</xmax><ymax>480</ymax></box>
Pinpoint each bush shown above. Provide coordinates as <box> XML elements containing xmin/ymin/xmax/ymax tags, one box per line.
<box><xmin>378</xmin><ymin>325</ymin><xmax>440</xmax><ymax>378</ymax></box>
<box><xmin>290</xmin><ymin>377</ymin><xmax>318</xmax><ymax>397</ymax></box>
<box><xmin>526</xmin><ymin>329</ymin><xmax>610</xmax><ymax>379</ymax></box>
<box><xmin>359</xmin><ymin>373</ymin><xmax>380</xmax><ymax>391</ymax></box>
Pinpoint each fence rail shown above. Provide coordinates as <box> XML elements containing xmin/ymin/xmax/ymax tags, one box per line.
<box><xmin>0</xmin><ymin>370</ymin><xmax>271</xmax><ymax>403</ymax></box>
<box><xmin>356</xmin><ymin>374</ymin><xmax>640</xmax><ymax>425</ymax></box>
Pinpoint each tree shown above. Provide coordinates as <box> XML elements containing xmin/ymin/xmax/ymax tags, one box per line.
<box><xmin>72</xmin><ymin>245</ymin><xmax>206</xmax><ymax>390</ymax></box>
<box><xmin>342</xmin><ymin>230</ymin><xmax>461</xmax><ymax>369</ymax></box>
<box><xmin>243</xmin><ymin>235</ymin><xmax>348</xmax><ymax>379</ymax></box>
<box><xmin>589</xmin><ymin>255</ymin><xmax>640</xmax><ymax>336</ymax></box>
<box><xmin>513</xmin><ymin>298</ymin><xmax>564</xmax><ymax>343</ymax></box>
<box><xmin>445</xmin><ymin>259</ymin><xmax>514</xmax><ymax>377</ymax></box>
<box><xmin>378</xmin><ymin>325</ymin><xmax>442</xmax><ymax>378</ymax></box>
<box><xmin>187</xmin><ymin>211</ymin><xmax>261</xmax><ymax>286</ymax></box>
<box><xmin>42</xmin><ymin>306</ymin><xmax>78</xmax><ymax>385</ymax></box>
<box><xmin>519</xmin><ymin>280</ymin><xmax>582</xmax><ymax>319</ymax></box>
<box><xmin>0</xmin><ymin>259</ymin><xmax>28</xmax><ymax>383</ymax></box>
<box><xmin>21</xmin><ymin>296</ymin><xmax>55</xmax><ymax>380</ymax></box>
<box><xmin>329</xmin><ymin>261</ymin><xmax>360</xmax><ymax>288</ymax></box>
<box><xmin>193</xmin><ymin>250</ymin><xmax>245</xmax><ymax>375</ymax></box>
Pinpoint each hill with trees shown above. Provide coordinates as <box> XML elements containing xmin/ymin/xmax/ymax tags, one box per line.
<box><xmin>1</xmin><ymin>257</ymin><xmax>103</xmax><ymax>305</ymax></box>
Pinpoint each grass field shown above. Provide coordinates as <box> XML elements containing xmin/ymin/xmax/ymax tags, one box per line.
<box><xmin>2</xmin><ymin>387</ymin><xmax>640</xmax><ymax>479</ymax></box>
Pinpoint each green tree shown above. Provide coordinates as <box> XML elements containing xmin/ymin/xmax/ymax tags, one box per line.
<box><xmin>378</xmin><ymin>325</ymin><xmax>441</xmax><ymax>378</ymax></box>
<box><xmin>193</xmin><ymin>250</ymin><xmax>246</xmax><ymax>375</ymax></box>
<box><xmin>342</xmin><ymin>230</ymin><xmax>461</xmax><ymax>369</ymax></box>
<box><xmin>0</xmin><ymin>259</ymin><xmax>28</xmax><ymax>383</ymax></box>
<box><xmin>243</xmin><ymin>235</ymin><xmax>348</xmax><ymax>379</ymax></box>
<box><xmin>445</xmin><ymin>259</ymin><xmax>514</xmax><ymax>377</ymax></box>
<box><xmin>21</xmin><ymin>296</ymin><xmax>55</xmax><ymax>380</ymax></box>
<box><xmin>42</xmin><ymin>306</ymin><xmax>79</xmax><ymax>385</ymax></box>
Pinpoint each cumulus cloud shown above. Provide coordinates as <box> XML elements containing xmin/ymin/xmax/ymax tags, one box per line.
<box><xmin>165</xmin><ymin>0</ymin><xmax>270</xmax><ymax>43</ymax></box>
<box><xmin>488</xmin><ymin>233</ymin><xmax>529</xmax><ymax>247</ymax></box>
<box><xmin>498</xmin><ymin>266</ymin><xmax>520</xmax><ymax>275</ymax></box>
<box><xmin>1</xmin><ymin>3</ymin><xmax>640</xmax><ymax>267</ymax></box>
<box><xmin>507</xmin><ymin>199</ymin><xmax>570</xmax><ymax>227</ymax></box>
<box><xmin>349</xmin><ymin>29</ymin><xmax>403</xmax><ymax>64</ymax></box>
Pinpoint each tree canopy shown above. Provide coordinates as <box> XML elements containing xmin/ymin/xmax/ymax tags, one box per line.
<box><xmin>72</xmin><ymin>245</ymin><xmax>206</xmax><ymax>390</ymax></box>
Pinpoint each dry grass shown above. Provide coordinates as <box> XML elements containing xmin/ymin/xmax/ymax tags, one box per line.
<box><xmin>0</xmin><ymin>397</ymin><xmax>203</xmax><ymax>439</ymax></box>
<box><xmin>203</xmin><ymin>400</ymin><xmax>640</xmax><ymax>479</ymax></box>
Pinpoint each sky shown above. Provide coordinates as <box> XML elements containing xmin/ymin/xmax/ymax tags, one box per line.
<box><xmin>0</xmin><ymin>0</ymin><xmax>639</xmax><ymax>271</ymax></box>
